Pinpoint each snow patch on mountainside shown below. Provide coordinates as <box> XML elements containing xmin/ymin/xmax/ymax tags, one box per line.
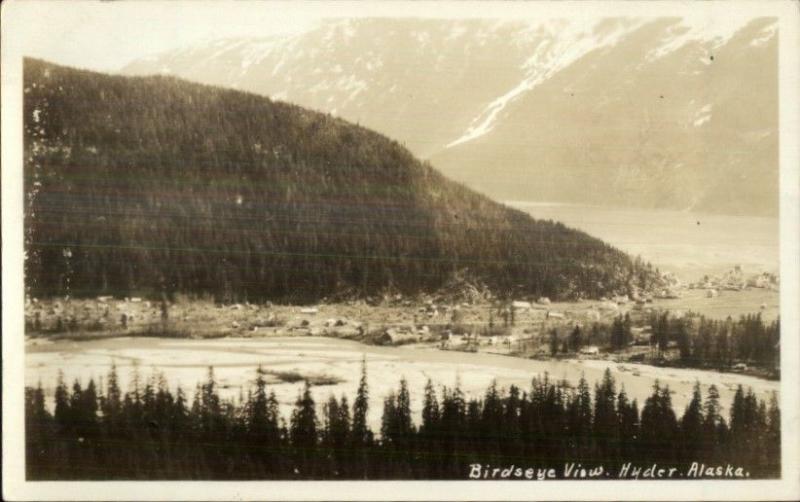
<box><xmin>446</xmin><ymin>19</ymin><xmax>644</xmax><ymax>148</ymax></box>
<box><xmin>750</xmin><ymin>22</ymin><xmax>777</xmax><ymax>47</ymax></box>
<box><xmin>646</xmin><ymin>16</ymin><xmax>754</xmax><ymax>61</ymax></box>
<box><xmin>337</xmin><ymin>75</ymin><xmax>368</xmax><ymax>103</ymax></box>
<box><xmin>692</xmin><ymin>104</ymin><xmax>712</xmax><ymax>127</ymax></box>
<box><xmin>239</xmin><ymin>40</ymin><xmax>281</xmax><ymax>71</ymax></box>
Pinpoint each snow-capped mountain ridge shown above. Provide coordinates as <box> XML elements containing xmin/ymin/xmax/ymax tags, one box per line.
<box><xmin>447</xmin><ymin>19</ymin><xmax>650</xmax><ymax>147</ymax></box>
<box><xmin>122</xmin><ymin>17</ymin><xmax>778</xmax><ymax>216</ymax></box>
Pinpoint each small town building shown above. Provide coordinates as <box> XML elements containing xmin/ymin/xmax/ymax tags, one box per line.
<box><xmin>380</xmin><ymin>329</ymin><xmax>419</xmax><ymax>345</ymax></box>
<box><xmin>448</xmin><ymin>333</ymin><xmax>465</xmax><ymax>345</ymax></box>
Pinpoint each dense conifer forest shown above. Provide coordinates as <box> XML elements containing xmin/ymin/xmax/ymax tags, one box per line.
<box><xmin>24</xmin><ymin>58</ymin><xmax>661</xmax><ymax>303</ymax></box>
<box><xmin>648</xmin><ymin>313</ymin><xmax>780</xmax><ymax>373</ymax></box>
<box><xmin>25</xmin><ymin>362</ymin><xmax>780</xmax><ymax>480</ymax></box>
<box><xmin>542</xmin><ymin>312</ymin><xmax>779</xmax><ymax>376</ymax></box>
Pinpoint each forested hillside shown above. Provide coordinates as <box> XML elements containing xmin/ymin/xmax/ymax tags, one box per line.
<box><xmin>24</xmin><ymin>58</ymin><xmax>660</xmax><ymax>303</ymax></box>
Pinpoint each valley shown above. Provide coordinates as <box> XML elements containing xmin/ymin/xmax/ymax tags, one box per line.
<box><xmin>508</xmin><ymin>201</ymin><xmax>779</xmax><ymax>280</ymax></box>
<box><xmin>11</xmin><ymin>4</ymin><xmax>789</xmax><ymax>484</ymax></box>
<box><xmin>123</xmin><ymin>16</ymin><xmax>779</xmax><ymax>216</ymax></box>
<box><xmin>22</xmin><ymin>59</ymin><xmax>781</xmax><ymax>423</ymax></box>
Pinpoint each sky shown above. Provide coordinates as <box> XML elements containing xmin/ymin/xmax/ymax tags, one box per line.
<box><xmin>3</xmin><ymin>0</ymin><xmax>776</xmax><ymax>72</ymax></box>
<box><xmin>6</xmin><ymin>1</ymin><xmax>317</xmax><ymax>72</ymax></box>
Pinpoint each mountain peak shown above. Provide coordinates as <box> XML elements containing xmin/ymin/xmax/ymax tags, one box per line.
<box><xmin>122</xmin><ymin>17</ymin><xmax>777</xmax><ymax>216</ymax></box>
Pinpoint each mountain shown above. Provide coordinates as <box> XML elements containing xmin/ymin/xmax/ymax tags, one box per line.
<box><xmin>122</xmin><ymin>17</ymin><xmax>778</xmax><ymax>216</ymax></box>
<box><xmin>24</xmin><ymin>59</ymin><xmax>659</xmax><ymax>303</ymax></box>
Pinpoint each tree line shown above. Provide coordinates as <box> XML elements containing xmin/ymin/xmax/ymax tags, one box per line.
<box><xmin>649</xmin><ymin>312</ymin><xmax>780</xmax><ymax>373</ymax></box>
<box><xmin>24</xmin><ymin>58</ymin><xmax>661</xmax><ymax>304</ymax></box>
<box><xmin>538</xmin><ymin>312</ymin><xmax>778</xmax><ymax>375</ymax></box>
<box><xmin>26</xmin><ymin>361</ymin><xmax>780</xmax><ymax>480</ymax></box>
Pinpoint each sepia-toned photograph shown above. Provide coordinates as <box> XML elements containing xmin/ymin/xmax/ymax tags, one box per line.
<box><xmin>2</xmin><ymin>1</ymin><xmax>799</xmax><ymax>500</ymax></box>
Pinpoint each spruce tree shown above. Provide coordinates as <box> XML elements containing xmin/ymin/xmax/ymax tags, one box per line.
<box><xmin>25</xmin><ymin>383</ymin><xmax>51</xmax><ymax>478</ymax></box>
<box><xmin>420</xmin><ymin>379</ymin><xmax>440</xmax><ymax>437</ymax></box>
<box><xmin>418</xmin><ymin>378</ymin><xmax>440</xmax><ymax>475</ymax></box>
<box><xmin>616</xmin><ymin>386</ymin><xmax>637</xmax><ymax>461</ymax></box>
<box><xmin>334</xmin><ymin>395</ymin><xmax>351</xmax><ymax>476</ymax></box>
<box><xmin>593</xmin><ymin>369</ymin><xmax>617</xmax><ymax>462</ymax></box>
<box><xmin>573</xmin><ymin>375</ymin><xmax>593</xmax><ymax>460</ymax></box>
<box><xmin>504</xmin><ymin>384</ymin><xmax>523</xmax><ymax>458</ymax></box>
<box><xmin>481</xmin><ymin>380</ymin><xmax>503</xmax><ymax>459</ymax></box>
<box><xmin>765</xmin><ymin>392</ymin><xmax>780</xmax><ymax>476</ymax></box>
<box><xmin>680</xmin><ymin>381</ymin><xmax>704</xmax><ymax>462</ymax></box>
<box><xmin>248</xmin><ymin>365</ymin><xmax>280</xmax><ymax>471</ymax></box>
<box><xmin>702</xmin><ymin>384</ymin><xmax>726</xmax><ymax>463</ymax></box>
<box><xmin>675</xmin><ymin>318</ymin><xmax>691</xmax><ymax>362</ymax></box>
<box><xmin>102</xmin><ymin>362</ymin><xmax>122</xmax><ymax>428</ymax></box>
<box><xmin>290</xmin><ymin>381</ymin><xmax>318</xmax><ymax>476</ymax></box>
<box><xmin>395</xmin><ymin>378</ymin><xmax>414</xmax><ymax>443</ymax></box>
<box><xmin>549</xmin><ymin>328</ymin><xmax>559</xmax><ymax>356</ymax></box>
<box><xmin>569</xmin><ymin>324</ymin><xmax>583</xmax><ymax>352</ymax></box>
<box><xmin>321</xmin><ymin>395</ymin><xmax>341</xmax><ymax>475</ymax></box>
<box><xmin>351</xmin><ymin>357</ymin><xmax>372</xmax><ymax>478</ymax></box>
<box><xmin>53</xmin><ymin>373</ymin><xmax>71</xmax><ymax>437</ymax></box>
<box><xmin>352</xmin><ymin>357</ymin><xmax>371</xmax><ymax>445</ymax></box>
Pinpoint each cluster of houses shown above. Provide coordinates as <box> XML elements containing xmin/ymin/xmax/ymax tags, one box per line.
<box><xmin>31</xmin><ymin>280</ymin><xmax>734</xmax><ymax>361</ymax></box>
<box><xmin>509</xmin><ymin>296</ymin><xmax>552</xmax><ymax>311</ymax></box>
<box><xmin>377</xmin><ymin>325</ymin><xmax>431</xmax><ymax>345</ymax></box>
<box><xmin>688</xmin><ymin>265</ymin><xmax>779</xmax><ymax>294</ymax></box>
<box><xmin>645</xmin><ymin>271</ymin><xmax>684</xmax><ymax>299</ymax></box>
<box><xmin>378</xmin><ymin>324</ymin><xmax>525</xmax><ymax>349</ymax></box>
<box><xmin>439</xmin><ymin>331</ymin><xmax>526</xmax><ymax>350</ymax></box>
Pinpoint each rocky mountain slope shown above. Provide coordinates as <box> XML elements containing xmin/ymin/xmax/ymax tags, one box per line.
<box><xmin>123</xmin><ymin>17</ymin><xmax>778</xmax><ymax>216</ymax></box>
